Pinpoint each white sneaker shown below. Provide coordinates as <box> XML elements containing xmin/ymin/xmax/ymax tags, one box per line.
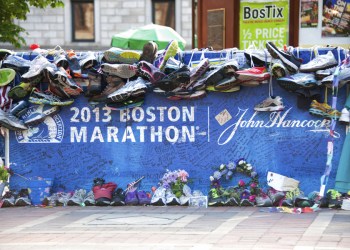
<box><xmin>67</xmin><ymin>189</ymin><xmax>86</xmax><ymax>206</ymax></box>
<box><xmin>165</xmin><ymin>189</ymin><xmax>180</xmax><ymax>206</ymax></box>
<box><xmin>254</xmin><ymin>96</ymin><xmax>285</xmax><ymax>112</ymax></box>
<box><xmin>300</xmin><ymin>51</ymin><xmax>338</xmax><ymax>73</ymax></box>
<box><xmin>179</xmin><ymin>184</ymin><xmax>193</xmax><ymax>206</ymax></box>
<box><xmin>83</xmin><ymin>191</ymin><xmax>95</xmax><ymax>206</ymax></box>
<box><xmin>339</xmin><ymin>108</ymin><xmax>350</xmax><ymax>124</ymax></box>
<box><xmin>150</xmin><ymin>187</ymin><xmax>166</xmax><ymax>206</ymax></box>
<box><xmin>22</xmin><ymin>55</ymin><xmax>51</xmax><ymax>83</ymax></box>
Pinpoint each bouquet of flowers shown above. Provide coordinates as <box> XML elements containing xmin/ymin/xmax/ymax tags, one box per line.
<box><xmin>209</xmin><ymin>158</ymin><xmax>260</xmax><ymax>204</ymax></box>
<box><xmin>160</xmin><ymin>169</ymin><xmax>189</xmax><ymax>198</ymax></box>
<box><xmin>0</xmin><ymin>158</ymin><xmax>12</xmax><ymax>183</ymax></box>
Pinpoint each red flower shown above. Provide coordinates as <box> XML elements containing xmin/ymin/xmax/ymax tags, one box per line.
<box><xmin>238</xmin><ymin>180</ymin><xmax>245</xmax><ymax>187</ymax></box>
<box><xmin>250</xmin><ymin>182</ymin><xmax>257</xmax><ymax>188</ymax></box>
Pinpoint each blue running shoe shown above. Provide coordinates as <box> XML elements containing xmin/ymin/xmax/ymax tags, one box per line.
<box><xmin>24</xmin><ymin>104</ymin><xmax>60</xmax><ymax>126</ymax></box>
<box><xmin>277</xmin><ymin>73</ymin><xmax>317</xmax><ymax>92</ymax></box>
<box><xmin>3</xmin><ymin>55</ymin><xmax>31</xmax><ymax>74</ymax></box>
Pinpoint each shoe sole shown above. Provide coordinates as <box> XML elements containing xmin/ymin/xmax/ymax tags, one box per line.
<box><xmin>29</xmin><ymin>96</ymin><xmax>74</xmax><ymax>106</ymax></box>
<box><xmin>300</xmin><ymin>63</ymin><xmax>338</xmax><ymax>73</ymax></box>
<box><xmin>309</xmin><ymin>108</ymin><xmax>340</xmax><ymax>119</ymax></box>
<box><xmin>167</xmin><ymin>90</ymin><xmax>206</xmax><ymax>100</ymax></box>
<box><xmin>104</xmin><ymin>50</ymin><xmax>140</xmax><ymax>64</ymax></box>
<box><xmin>102</xmin><ymin>64</ymin><xmax>137</xmax><ymax>79</ymax></box>
<box><xmin>240</xmin><ymin>80</ymin><xmax>269</xmax><ymax>87</ymax></box>
<box><xmin>206</xmin><ymin>85</ymin><xmax>240</xmax><ymax>92</ymax></box>
<box><xmin>159</xmin><ymin>41</ymin><xmax>179</xmax><ymax>70</ymax></box>
<box><xmin>236</xmin><ymin>73</ymin><xmax>270</xmax><ymax>82</ymax></box>
<box><xmin>24</xmin><ymin>106</ymin><xmax>60</xmax><ymax>126</ymax></box>
<box><xmin>214</xmin><ymin>77</ymin><xmax>239</xmax><ymax>91</ymax></box>
<box><xmin>190</xmin><ymin>59</ymin><xmax>210</xmax><ymax>84</ymax></box>
<box><xmin>254</xmin><ymin>105</ymin><xmax>285</xmax><ymax>112</ymax></box>
<box><xmin>266</xmin><ymin>43</ymin><xmax>298</xmax><ymax>73</ymax></box>
<box><xmin>277</xmin><ymin>79</ymin><xmax>316</xmax><ymax>92</ymax></box>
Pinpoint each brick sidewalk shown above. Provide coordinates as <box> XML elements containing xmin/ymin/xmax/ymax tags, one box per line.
<box><xmin>0</xmin><ymin>206</ymin><xmax>349</xmax><ymax>250</ymax></box>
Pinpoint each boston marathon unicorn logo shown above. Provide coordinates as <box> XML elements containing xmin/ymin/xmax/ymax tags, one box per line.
<box><xmin>15</xmin><ymin>106</ymin><xmax>64</xmax><ymax>143</ymax></box>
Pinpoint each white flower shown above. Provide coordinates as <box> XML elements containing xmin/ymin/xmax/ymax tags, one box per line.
<box><xmin>219</xmin><ymin>164</ymin><xmax>226</xmax><ymax>170</ymax></box>
<box><xmin>209</xmin><ymin>176</ymin><xmax>214</xmax><ymax>182</ymax></box>
<box><xmin>247</xmin><ymin>164</ymin><xmax>252</xmax><ymax>170</ymax></box>
<box><xmin>238</xmin><ymin>160</ymin><xmax>244</xmax><ymax>165</ymax></box>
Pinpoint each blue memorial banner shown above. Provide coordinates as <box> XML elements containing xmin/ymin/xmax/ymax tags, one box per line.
<box><xmin>9</xmin><ymin>82</ymin><xmax>347</xmax><ymax>195</ymax></box>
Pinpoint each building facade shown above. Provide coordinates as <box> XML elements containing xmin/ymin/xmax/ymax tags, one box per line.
<box><xmin>2</xmin><ymin>0</ymin><xmax>193</xmax><ymax>51</ymax></box>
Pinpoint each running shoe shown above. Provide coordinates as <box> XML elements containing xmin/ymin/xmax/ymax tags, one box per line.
<box><xmin>0</xmin><ymin>108</ymin><xmax>27</xmax><ymax>130</ymax></box>
<box><xmin>244</xmin><ymin>48</ymin><xmax>272</xmax><ymax>67</ymax></box>
<box><xmin>79</xmin><ymin>51</ymin><xmax>98</xmax><ymax>70</ymax></box>
<box><xmin>101</xmin><ymin>63</ymin><xmax>138</xmax><ymax>79</ymax></box>
<box><xmin>300</xmin><ymin>51</ymin><xmax>338</xmax><ymax>73</ymax></box>
<box><xmin>254</xmin><ymin>96</ymin><xmax>285</xmax><ymax>112</ymax></box>
<box><xmin>103</xmin><ymin>47</ymin><xmax>140</xmax><ymax>64</ymax></box>
<box><xmin>2</xmin><ymin>55</ymin><xmax>31</xmax><ymax>74</ymax></box>
<box><xmin>154</xmin><ymin>40</ymin><xmax>179</xmax><ymax>70</ymax></box>
<box><xmin>271</xmin><ymin>59</ymin><xmax>289</xmax><ymax>78</ymax></box>
<box><xmin>137</xmin><ymin>60</ymin><xmax>166</xmax><ymax>84</ymax></box>
<box><xmin>266</xmin><ymin>41</ymin><xmax>302</xmax><ymax>74</ymax></box>
<box><xmin>8</xmin><ymin>82</ymin><xmax>34</xmax><ymax>101</ymax></box>
<box><xmin>235</xmin><ymin>66</ymin><xmax>270</xmax><ymax>87</ymax></box>
<box><xmin>277</xmin><ymin>73</ymin><xmax>318</xmax><ymax>92</ymax></box>
<box><xmin>139</xmin><ymin>41</ymin><xmax>158</xmax><ymax>64</ymax></box>
<box><xmin>22</xmin><ymin>55</ymin><xmax>52</xmax><ymax>84</ymax></box>
<box><xmin>89</xmin><ymin>75</ymin><xmax>125</xmax><ymax>103</ymax></box>
<box><xmin>29</xmin><ymin>89</ymin><xmax>74</xmax><ymax>106</ymax></box>
<box><xmin>321</xmin><ymin>66</ymin><xmax>350</xmax><ymax>88</ymax></box>
<box><xmin>309</xmin><ymin>100</ymin><xmax>341</xmax><ymax>119</ymax></box>
<box><xmin>23</xmin><ymin>104</ymin><xmax>60</xmax><ymax>126</ymax></box>
<box><xmin>107</xmin><ymin>77</ymin><xmax>147</xmax><ymax>103</ymax></box>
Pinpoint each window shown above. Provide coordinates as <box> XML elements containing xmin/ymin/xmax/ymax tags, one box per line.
<box><xmin>71</xmin><ymin>0</ymin><xmax>95</xmax><ymax>42</ymax></box>
<box><xmin>152</xmin><ymin>0</ymin><xmax>175</xmax><ymax>29</ymax></box>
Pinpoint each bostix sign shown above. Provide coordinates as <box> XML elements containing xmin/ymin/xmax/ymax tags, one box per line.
<box><xmin>8</xmin><ymin>83</ymin><xmax>347</xmax><ymax>196</ymax></box>
<box><xmin>240</xmin><ymin>0</ymin><xmax>289</xmax><ymax>49</ymax></box>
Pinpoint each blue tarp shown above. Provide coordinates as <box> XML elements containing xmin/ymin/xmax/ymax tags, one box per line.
<box><xmin>7</xmin><ymin>48</ymin><xmax>349</xmax><ymax>195</ymax></box>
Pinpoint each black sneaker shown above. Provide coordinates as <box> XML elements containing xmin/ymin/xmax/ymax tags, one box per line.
<box><xmin>266</xmin><ymin>41</ymin><xmax>302</xmax><ymax>74</ymax></box>
<box><xmin>14</xmin><ymin>189</ymin><xmax>31</xmax><ymax>206</ymax></box>
<box><xmin>154</xmin><ymin>65</ymin><xmax>190</xmax><ymax>91</ymax></box>
<box><xmin>110</xmin><ymin>188</ymin><xmax>125</xmax><ymax>206</ymax></box>
<box><xmin>1</xmin><ymin>191</ymin><xmax>15</xmax><ymax>207</ymax></box>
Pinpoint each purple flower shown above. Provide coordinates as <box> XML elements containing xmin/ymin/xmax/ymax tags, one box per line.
<box><xmin>241</xmin><ymin>189</ymin><xmax>250</xmax><ymax>199</ymax></box>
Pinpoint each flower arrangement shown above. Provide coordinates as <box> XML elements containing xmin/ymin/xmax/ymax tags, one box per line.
<box><xmin>160</xmin><ymin>169</ymin><xmax>189</xmax><ymax>198</ymax></box>
<box><xmin>0</xmin><ymin>159</ymin><xmax>11</xmax><ymax>183</ymax></box>
<box><xmin>209</xmin><ymin>158</ymin><xmax>260</xmax><ymax>204</ymax></box>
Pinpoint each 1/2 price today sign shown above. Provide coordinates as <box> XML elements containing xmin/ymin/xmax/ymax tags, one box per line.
<box><xmin>239</xmin><ymin>0</ymin><xmax>289</xmax><ymax>49</ymax></box>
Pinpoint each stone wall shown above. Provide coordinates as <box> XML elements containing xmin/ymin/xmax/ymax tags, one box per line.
<box><xmin>0</xmin><ymin>0</ymin><xmax>192</xmax><ymax>51</ymax></box>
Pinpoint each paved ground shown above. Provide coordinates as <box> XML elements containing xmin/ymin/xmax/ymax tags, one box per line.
<box><xmin>0</xmin><ymin>206</ymin><xmax>349</xmax><ymax>250</ymax></box>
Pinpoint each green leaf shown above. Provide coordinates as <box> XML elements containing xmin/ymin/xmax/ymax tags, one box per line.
<box><xmin>0</xmin><ymin>0</ymin><xmax>64</xmax><ymax>47</ymax></box>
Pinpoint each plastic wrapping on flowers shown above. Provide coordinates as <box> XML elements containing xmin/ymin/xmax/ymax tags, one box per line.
<box><xmin>160</xmin><ymin>169</ymin><xmax>189</xmax><ymax>198</ymax></box>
